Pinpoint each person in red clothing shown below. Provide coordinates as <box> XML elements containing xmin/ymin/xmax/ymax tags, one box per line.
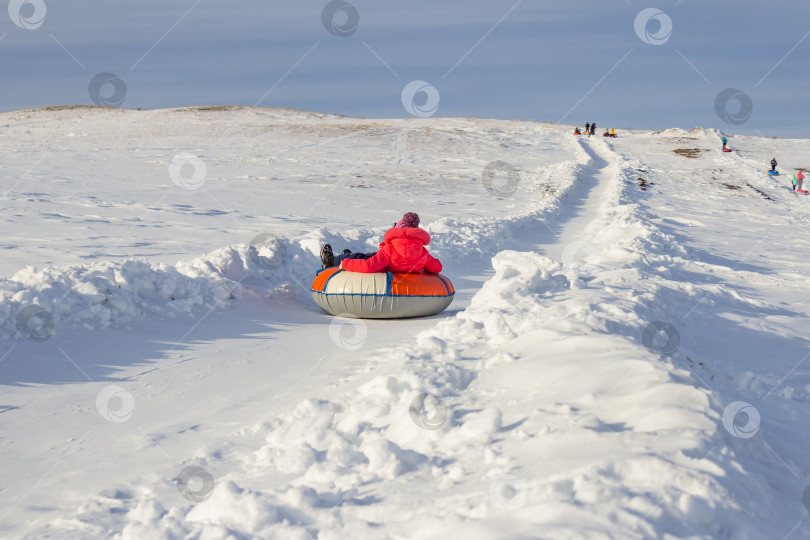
<box><xmin>319</xmin><ymin>212</ymin><xmax>443</xmax><ymax>274</ymax></box>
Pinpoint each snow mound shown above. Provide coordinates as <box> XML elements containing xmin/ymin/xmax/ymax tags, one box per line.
<box><xmin>0</xmin><ymin>239</ymin><xmax>318</xmax><ymax>341</ymax></box>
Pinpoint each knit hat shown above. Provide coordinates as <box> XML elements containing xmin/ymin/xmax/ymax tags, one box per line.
<box><xmin>395</xmin><ymin>212</ymin><xmax>420</xmax><ymax>228</ymax></box>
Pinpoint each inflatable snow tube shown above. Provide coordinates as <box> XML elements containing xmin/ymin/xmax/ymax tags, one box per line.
<box><xmin>797</xmin><ymin>190</ymin><xmax>809</xmax><ymax>195</ymax></box>
<box><xmin>722</xmin><ymin>148</ymin><xmax>733</xmax><ymax>152</ymax></box>
<box><xmin>311</xmin><ymin>268</ymin><xmax>454</xmax><ymax>319</ymax></box>
<box><xmin>768</xmin><ymin>171</ymin><xmax>780</xmax><ymax>175</ymax></box>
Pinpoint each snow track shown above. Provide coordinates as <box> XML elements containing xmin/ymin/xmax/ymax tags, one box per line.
<box><xmin>534</xmin><ymin>136</ymin><xmax>620</xmax><ymax>260</ymax></box>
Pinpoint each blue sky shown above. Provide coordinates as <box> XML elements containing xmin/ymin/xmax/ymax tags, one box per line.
<box><xmin>2</xmin><ymin>0</ymin><xmax>809</xmax><ymax>136</ymax></box>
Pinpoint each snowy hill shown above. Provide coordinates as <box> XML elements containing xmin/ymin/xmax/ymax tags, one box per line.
<box><xmin>1</xmin><ymin>107</ymin><xmax>809</xmax><ymax>539</ymax></box>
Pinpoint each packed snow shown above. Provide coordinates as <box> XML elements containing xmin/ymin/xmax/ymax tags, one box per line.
<box><xmin>1</xmin><ymin>107</ymin><xmax>809</xmax><ymax>539</ymax></box>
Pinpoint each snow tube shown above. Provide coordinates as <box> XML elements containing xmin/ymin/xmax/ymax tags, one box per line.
<box><xmin>573</xmin><ymin>132</ymin><xmax>581</xmax><ymax>136</ymax></box>
<box><xmin>768</xmin><ymin>171</ymin><xmax>779</xmax><ymax>175</ymax></box>
<box><xmin>311</xmin><ymin>268</ymin><xmax>454</xmax><ymax>319</ymax></box>
<box><xmin>797</xmin><ymin>190</ymin><xmax>808</xmax><ymax>195</ymax></box>
<box><xmin>722</xmin><ymin>148</ymin><xmax>733</xmax><ymax>152</ymax></box>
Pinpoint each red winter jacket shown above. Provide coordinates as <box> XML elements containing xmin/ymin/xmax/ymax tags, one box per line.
<box><xmin>341</xmin><ymin>227</ymin><xmax>443</xmax><ymax>274</ymax></box>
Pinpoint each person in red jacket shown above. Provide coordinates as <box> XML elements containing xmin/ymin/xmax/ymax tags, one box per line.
<box><xmin>319</xmin><ymin>212</ymin><xmax>443</xmax><ymax>274</ymax></box>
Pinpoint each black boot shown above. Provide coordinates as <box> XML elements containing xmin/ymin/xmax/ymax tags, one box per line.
<box><xmin>320</xmin><ymin>244</ymin><xmax>334</xmax><ymax>268</ymax></box>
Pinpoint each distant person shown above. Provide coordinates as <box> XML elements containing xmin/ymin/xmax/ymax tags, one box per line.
<box><xmin>603</xmin><ymin>130</ymin><xmax>609</xmax><ymax>137</ymax></box>
<box><xmin>791</xmin><ymin>172</ymin><xmax>804</xmax><ymax>191</ymax></box>
<box><xmin>610</xmin><ymin>128</ymin><xmax>616</xmax><ymax>138</ymax></box>
<box><xmin>590</xmin><ymin>122</ymin><xmax>597</xmax><ymax>136</ymax></box>
<box><xmin>770</xmin><ymin>158</ymin><xmax>777</xmax><ymax>172</ymax></box>
<box><xmin>721</xmin><ymin>136</ymin><xmax>728</xmax><ymax>149</ymax></box>
<box><xmin>585</xmin><ymin>122</ymin><xmax>590</xmax><ymax>133</ymax></box>
<box><xmin>573</xmin><ymin>127</ymin><xmax>581</xmax><ymax>135</ymax></box>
